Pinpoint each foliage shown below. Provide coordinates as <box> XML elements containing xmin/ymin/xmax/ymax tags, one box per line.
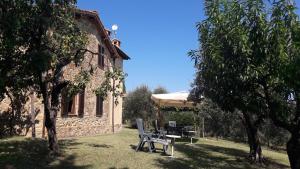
<box><xmin>0</xmin><ymin>0</ymin><xmax>88</xmax><ymax>152</ymax></box>
<box><xmin>123</xmin><ymin>85</ymin><xmax>154</xmax><ymax>128</ymax></box>
<box><xmin>190</xmin><ymin>0</ymin><xmax>300</xmax><ymax>167</ymax></box>
<box><xmin>0</xmin><ymin>0</ymin><xmax>35</xmax><ymax>100</ymax></box>
<box><xmin>153</xmin><ymin>86</ymin><xmax>168</xmax><ymax>94</ymax></box>
<box><xmin>0</xmin><ymin>90</ymin><xmax>30</xmax><ymax>138</ymax></box>
<box><xmin>123</xmin><ymin>85</ymin><xmax>169</xmax><ymax>128</ymax></box>
<box><xmin>193</xmin><ymin>99</ymin><xmax>247</xmax><ymax>141</ymax></box>
<box><xmin>190</xmin><ymin>0</ymin><xmax>269</xmax><ymax>161</ymax></box>
<box><xmin>261</xmin><ymin>119</ymin><xmax>290</xmax><ymax>148</ymax></box>
<box><xmin>94</xmin><ymin>68</ymin><xmax>127</xmax><ymax>105</ymax></box>
<box><xmin>66</xmin><ymin>70</ymin><xmax>91</xmax><ymax>98</ymax></box>
<box><xmin>164</xmin><ymin>111</ymin><xmax>194</xmax><ymax>126</ymax></box>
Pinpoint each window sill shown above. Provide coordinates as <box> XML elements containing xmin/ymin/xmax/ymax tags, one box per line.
<box><xmin>97</xmin><ymin>65</ymin><xmax>104</xmax><ymax>70</ymax></box>
<box><xmin>68</xmin><ymin>114</ymin><xmax>78</xmax><ymax>117</ymax></box>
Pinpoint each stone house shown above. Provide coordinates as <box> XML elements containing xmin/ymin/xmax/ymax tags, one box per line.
<box><xmin>0</xmin><ymin>9</ymin><xmax>130</xmax><ymax>138</ymax></box>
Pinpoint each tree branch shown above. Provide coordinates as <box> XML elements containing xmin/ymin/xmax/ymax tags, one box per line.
<box><xmin>51</xmin><ymin>81</ymin><xmax>69</xmax><ymax>107</ymax></box>
<box><xmin>262</xmin><ymin>82</ymin><xmax>292</xmax><ymax>132</ymax></box>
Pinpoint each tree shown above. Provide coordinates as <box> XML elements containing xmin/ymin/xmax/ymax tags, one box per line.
<box><xmin>263</xmin><ymin>1</ymin><xmax>300</xmax><ymax>168</ymax></box>
<box><xmin>0</xmin><ymin>89</ymin><xmax>29</xmax><ymax>138</ymax></box>
<box><xmin>0</xmin><ymin>0</ymin><xmax>33</xmax><ymax>100</ymax></box>
<box><xmin>123</xmin><ymin>85</ymin><xmax>155</xmax><ymax>128</ymax></box>
<box><xmin>191</xmin><ymin>0</ymin><xmax>300</xmax><ymax>167</ymax></box>
<box><xmin>190</xmin><ymin>0</ymin><xmax>267</xmax><ymax>162</ymax></box>
<box><xmin>195</xmin><ymin>99</ymin><xmax>225</xmax><ymax>139</ymax></box>
<box><xmin>0</xmin><ymin>1</ymin><xmax>42</xmax><ymax>137</ymax></box>
<box><xmin>1</xmin><ymin>0</ymin><xmax>89</xmax><ymax>152</ymax></box>
<box><xmin>153</xmin><ymin>86</ymin><xmax>168</xmax><ymax>94</ymax></box>
<box><xmin>261</xmin><ymin>119</ymin><xmax>289</xmax><ymax>148</ymax></box>
<box><xmin>27</xmin><ymin>1</ymin><xmax>89</xmax><ymax>153</ymax></box>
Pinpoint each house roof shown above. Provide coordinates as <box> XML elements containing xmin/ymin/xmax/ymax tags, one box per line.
<box><xmin>75</xmin><ymin>9</ymin><xmax>130</xmax><ymax>60</ymax></box>
<box><xmin>114</xmin><ymin>45</ymin><xmax>130</xmax><ymax>60</ymax></box>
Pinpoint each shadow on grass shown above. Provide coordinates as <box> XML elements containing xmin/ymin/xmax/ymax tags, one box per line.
<box><xmin>155</xmin><ymin>143</ymin><xmax>290</xmax><ymax>169</ymax></box>
<box><xmin>175</xmin><ymin>137</ymin><xmax>199</xmax><ymax>143</ymax></box>
<box><xmin>129</xmin><ymin>144</ymin><xmax>169</xmax><ymax>156</ymax></box>
<box><xmin>86</xmin><ymin>143</ymin><xmax>113</xmax><ymax>148</ymax></box>
<box><xmin>0</xmin><ymin>138</ymin><xmax>90</xmax><ymax>169</ymax></box>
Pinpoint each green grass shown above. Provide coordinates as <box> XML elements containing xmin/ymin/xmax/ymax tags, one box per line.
<box><xmin>0</xmin><ymin>128</ymin><xmax>289</xmax><ymax>169</ymax></box>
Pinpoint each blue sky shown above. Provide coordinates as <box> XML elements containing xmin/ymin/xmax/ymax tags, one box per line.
<box><xmin>77</xmin><ymin>0</ymin><xmax>203</xmax><ymax>93</ymax></box>
<box><xmin>77</xmin><ymin>1</ymin><xmax>300</xmax><ymax>93</ymax></box>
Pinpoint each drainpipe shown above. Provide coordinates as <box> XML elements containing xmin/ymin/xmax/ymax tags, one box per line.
<box><xmin>112</xmin><ymin>58</ymin><xmax>116</xmax><ymax>133</ymax></box>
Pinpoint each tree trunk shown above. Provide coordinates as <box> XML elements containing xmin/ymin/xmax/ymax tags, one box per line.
<box><xmin>44</xmin><ymin>105</ymin><xmax>59</xmax><ymax>153</ymax></box>
<box><xmin>243</xmin><ymin>112</ymin><xmax>263</xmax><ymax>163</ymax></box>
<box><xmin>246</xmin><ymin>125</ymin><xmax>262</xmax><ymax>163</ymax></box>
<box><xmin>42</xmin><ymin>84</ymin><xmax>59</xmax><ymax>153</ymax></box>
<box><xmin>202</xmin><ymin>117</ymin><xmax>205</xmax><ymax>138</ymax></box>
<box><xmin>287</xmin><ymin>133</ymin><xmax>300</xmax><ymax>169</ymax></box>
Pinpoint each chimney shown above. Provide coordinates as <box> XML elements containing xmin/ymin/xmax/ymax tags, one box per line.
<box><xmin>112</xmin><ymin>39</ymin><xmax>121</xmax><ymax>48</ymax></box>
<box><xmin>105</xmin><ymin>29</ymin><xmax>111</xmax><ymax>37</ymax></box>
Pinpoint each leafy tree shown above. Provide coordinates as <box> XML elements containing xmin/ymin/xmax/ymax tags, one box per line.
<box><xmin>153</xmin><ymin>86</ymin><xmax>168</xmax><ymax>94</ymax></box>
<box><xmin>123</xmin><ymin>85</ymin><xmax>155</xmax><ymax>128</ymax></box>
<box><xmin>191</xmin><ymin>0</ymin><xmax>300</xmax><ymax>167</ymax></box>
<box><xmin>195</xmin><ymin>99</ymin><xmax>226</xmax><ymax>139</ymax></box>
<box><xmin>0</xmin><ymin>0</ymin><xmax>33</xmax><ymax>100</ymax></box>
<box><xmin>0</xmin><ymin>0</ymin><xmax>89</xmax><ymax>152</ymax></box>
<box><xmin>190</xmin><ymin>0</ymin><xmax>267</xmax><ymax>162</ymax></box>
<box><xmin>28</xmin><ymin>0</ymin><xmax>88</xmax><ymax>153</ymax></box>
<box><xmin>261</xmin><ymin>119</ymin><xmax>290</xmax><ymax>148</ymax></box>
<box><xmin>0</xmin><ymin>89</ymin><xmax>29</xmax><ymax>138</ymax></box>
<box><xmin>164</xmin><ymin>111</ymin><xmax>194</xmax><ymax>126</ymax></box>
<box><xmin>263</xmin><ymin>1</ymin><xmax>300</xmax><ymax>168</ymax></box>
<box><xmin>0</xmin><ymin>1</ymin><xmax>41</xmax><ymax>136</ymax></box>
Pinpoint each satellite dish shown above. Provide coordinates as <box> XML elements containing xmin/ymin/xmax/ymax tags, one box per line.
<box><xmin>112</xmin><ymin>24</ymin><xmax>118</xmax><ymax>31</ymax></box>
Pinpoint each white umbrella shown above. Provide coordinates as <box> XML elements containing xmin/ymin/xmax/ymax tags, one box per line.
<box><xmin>151</xmin><ymin>91</ymin><xmax>195</xmax><ymax>108</ymax></box>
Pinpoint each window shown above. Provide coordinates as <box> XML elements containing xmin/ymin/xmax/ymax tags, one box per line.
<box><xmin>62</xmin><ymin>95</ymin><xmax>76</xmax><ymax>116</ymax></box>
<box><xmin>98</xmin><ymin>45</ymin><xmax>105</xmax><ymax>68</ymax></box>
<box><xmin>61</xmin><ymin>89</ymin><xmax>85</xmax><ymax>117</ymax></box>
<box><xmin>96</xmin><ymin>95</ymin><xmax>104</xmax><ymax>117</ymax></box>
<box><xmin>78</xmin><ymin>89</ymin><xmax>85</xmax><ymax>117</ymax></box>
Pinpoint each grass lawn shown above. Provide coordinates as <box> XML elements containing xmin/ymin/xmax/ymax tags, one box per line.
<box><xmin>0</xmin><ymin>127</ymin><xmax>289</xmax><ymax>169</ymax></box>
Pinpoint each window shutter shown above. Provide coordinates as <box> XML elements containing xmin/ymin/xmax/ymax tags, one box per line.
<box><xmin>98</xmin><ymin>45</ymin><xmax>101</xmax><ymax>67</ymax></box>
<box><xmin>96</xmin><ymin>95</ymin><xmax>103</xmax><ymax>117</ymax></box>
<box><xmin>101</xmin><ymin>46</ymin><xmax>105</xmax><ymax>67</ymax></box>
<box><xmin>69</xmin><ymin>95</ymin><xmax>76</xmax><ymax>115</ymax></box>
<box><xmin>78</xmin><ymin>88</ymin><xmax>85</xmax><ymax>117</ymax></box>
<box><xmin>98</xmin><ymin>45</ymin><xmax>105</xmax><ymax>68</ymax></box>
<box><xmin>61</xmin><ymin>94</ymin><xmax>67</xmax><ymax>117</ymax></box>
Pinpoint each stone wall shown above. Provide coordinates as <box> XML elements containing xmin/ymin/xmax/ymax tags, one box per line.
<box><xmin>56</xmin><ymin>117</ymin><xmax>123</xmax><ymax>138</ymax></box>
<box><xmin>56</xmin><ymin>117</ymin><xmax>110</xmax><ymax>138</ymax></box>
